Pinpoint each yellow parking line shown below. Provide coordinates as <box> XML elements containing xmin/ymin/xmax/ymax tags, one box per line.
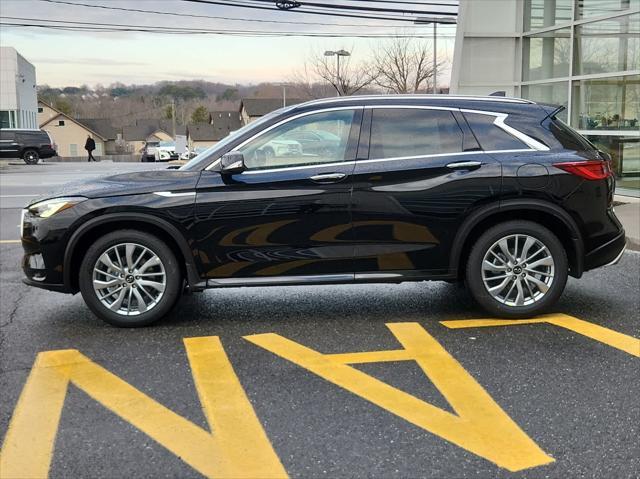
<box><xmin>440</xmin><ymin>314</ymin><xmax>640</xmax><ymax>357</ymax></box>
<box><xmin>246</xmin><ymin>323</ymin><xmax>554</xmax><ymax>472</ymax></box>
<box><xmin>0</xmin><ymin>337</ymin><xmax>287</xmax><ymax>479</ymax></box>
<box><xmin>0</xmin><ymin>240</ymin><xmax>20</xmax><ymax>244</ymax></box>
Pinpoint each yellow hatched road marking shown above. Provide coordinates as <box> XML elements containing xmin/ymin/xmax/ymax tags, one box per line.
<box><xmin>245</xmin><ymin>323</ymin><xmax>554</xmax><ymax>472</ymax></box>
<box><xmin>0</xmin><ymin>337</ymin><xmax>287</xmax><ymax>479</ymax></box>
<box><xmin>440</xmin><ymin>314</ymin><xmax>640</xmax><ymax>357</ymax></box>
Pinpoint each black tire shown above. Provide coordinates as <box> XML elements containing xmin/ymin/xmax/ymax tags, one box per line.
<box><xmin>465</xmin><ymin>220</ymin><xmax>568</xmax><ymax>318</ymax></box>
<box><xmin>79</xmin><ymin>230</ymin><xmax>182</xmax><ymax>327</ymax></box>
<box><xmin>23</xmin><ymin>149</ymin><xmax>39</xmax><ymax>165</ymax></box>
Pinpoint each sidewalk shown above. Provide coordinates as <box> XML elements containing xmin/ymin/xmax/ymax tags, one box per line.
<box><xmin>615</xmin><ymin>195</ymin><xmax>640</xmax><ymax>251</ymax></box>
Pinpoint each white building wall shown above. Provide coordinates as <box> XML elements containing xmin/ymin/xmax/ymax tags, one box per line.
<box><xmin>450</xmin><ymin>0</ymin><xmax>523</xmax><ymax>96</ymax></box>
<box><xmin>0</xmin><ymin>47</ymin><xmax>38</xmax><ymax>129</ymax></box>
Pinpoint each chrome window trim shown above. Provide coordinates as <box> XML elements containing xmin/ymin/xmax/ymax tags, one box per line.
<box><xmin>460</xmin><ymin>108</ymin><xmax>550</xmax><ymax>151</ymax></box>
<box><xmin>242</xmin><ymin>160</ymin><xmax>354</xmax><ymax>175</ymax></box>
<box><xmin>239</xmin><ymin>148</ymin><xmax>537</xmax><ymax>175</ymax></box>
<box><xmin>204</xmin><ymin>106</ymin><xmax>364</xmax><ymax>171</ymax></box>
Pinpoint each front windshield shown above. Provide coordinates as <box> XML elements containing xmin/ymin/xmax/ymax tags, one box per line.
<box><xmin>179</xmin><ymin>108</ymin><xmax>286</xmax><ymax>171</ymax></box>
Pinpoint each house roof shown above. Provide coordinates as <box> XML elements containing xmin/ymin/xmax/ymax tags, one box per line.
<box><xmin>40</xmin><ymin>112</ymin><xmax>107</xmax><ymax>141</ymax></box>
<box><xmin>187</xmin><ymin>123</ymin><xmax>229</xmax><ymax>142</ymax></box>
<box><xmin>209</xmin><ymin>110</ymin><xmax>242</xmax><ymax>132</ymax></box>
<box><xmin>240</xmin><ymin>98</ymin><xmax>305</xmax><ymax>117</ymax></box>
<box><xmin>76</xmin><ymin>118</ymin><xmax>119</xmax><ymax>140</ymax></box>
<box><xmin>122</xmin><ymin>125</ymin><xmax>171</xmax><ymax>141</ymax></box>
<box><xmin>134</xmin><ymin>119</ymin><xmax>186</xmax><ymax>137</ymax></box>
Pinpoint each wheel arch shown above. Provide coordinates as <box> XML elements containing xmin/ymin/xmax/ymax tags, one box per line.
<box><xmin>64</xmin><ymin>213</ymin><xmax>202</xmax><ymax>292</ymax></box>
<box><xmin>451</xmin><ymin>199</ymin><xmax>584</xmax><ymax>280</ymax></box>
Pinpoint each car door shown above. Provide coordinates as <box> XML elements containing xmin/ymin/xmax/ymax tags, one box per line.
<box><xmin>193</xmin><ymin>107</ymin><xmax>362</xmax><ymax>282</ymax></box>
<box><xmin>0</xmin><ymin>131</ymin><xmax>20</xmax><ymax>158</ymax></box>
<box><xmin>351</xmin><ymin>106</ymin><xmax>502</xmax><ymax>277</ymax></box>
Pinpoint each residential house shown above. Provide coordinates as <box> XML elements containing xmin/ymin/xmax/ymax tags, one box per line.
<box><xmin>39</xmin><ymin>108</ymin><xmax>108</xmax><ymax>158</ymax></box>
<box><xmin>76</xmin><ymin>118</ymin><xmax>120</xmax><ymax>154</ymax></box>
<box><xmin>121</xmin><ymin>119</ymin><xmax>186</xmax><ymax>155</ymax></box>
<box><xmin>187</xmin><ymin>124</ymin><xmax>224</xmax><ymax>150</ymax></box>
<box><xmin>37</xmin><ymin>99</ymin><xmax>60</xmax><ymax>126</ymax></box>
<box><xmin>239</xmin><ymin>98</ymin><xmax>305</xmax><ymax>124</ymax></box>
<box><xmin>209</xmin><ymin>110</ymin><xmax>242</xmax><ymax>135</ymax></box>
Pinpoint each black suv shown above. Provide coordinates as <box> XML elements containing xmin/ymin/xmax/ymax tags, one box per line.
<box><xmin>0</xmin><ymin>129</ymin><xmax>57</xmax><ymax>164</ymax></box>
<box><xmin>20</xmin><ymin>95</ymin><xmax>626</xmax><ymax>327</ymax></box>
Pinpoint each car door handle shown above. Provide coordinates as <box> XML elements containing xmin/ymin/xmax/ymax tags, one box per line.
<box><xmin>446</xmin><ymin>161</ymin><xmax>482</xmax><ymax>170</ymax></box>
<box><xmin>310</xmin><ymin>173</ymin><xmax>347</xmax><ymax>183</ymax></box>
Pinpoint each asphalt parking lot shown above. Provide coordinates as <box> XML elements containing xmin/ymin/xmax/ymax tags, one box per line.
<box><xmin>1</xmin><ymin>162</ymin><xmax>639</xmax><ymax>478</ymax></box>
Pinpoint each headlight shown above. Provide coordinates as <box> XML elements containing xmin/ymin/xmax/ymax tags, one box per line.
<box><xmin>28</xmin><ymin>197</ymin><xmax>87</xmax><ymax>218</ymax></box>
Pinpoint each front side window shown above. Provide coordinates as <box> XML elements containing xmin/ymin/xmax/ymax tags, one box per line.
<box><xmin>369</xmin><ymin>109</ymin><xmax>464</xmax><ymax>160</ymax></box>
<box><xmin>237</xmin><ymin>109</ymin><xmax>356</xmax><ymax>170</ymax></box>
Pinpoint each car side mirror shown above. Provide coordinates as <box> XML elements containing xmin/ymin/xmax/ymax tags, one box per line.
<box><xmin>220</xmin><ymin>152</ymin><xmax>246</xmax><ymax>174</ymax></box>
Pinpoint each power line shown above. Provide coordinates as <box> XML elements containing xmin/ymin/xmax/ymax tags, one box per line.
<box><xmin>181</xmin><ymin>0</ymin><xmax>455</xmax><ymax>23</ymax></box>
<box><xmin>244</xmin><ymin>0</ymin><xmax>457</xmax><ymax>16</ymax></box>
<box><xmin>0</xmin><ymin>20</ymin><xmax>458</xmax><ymax>38</ymax></box>
<box><xmin>35</xmin><ymin>0</ymin><xmax>439</xmax><ymax>29</ymax></box>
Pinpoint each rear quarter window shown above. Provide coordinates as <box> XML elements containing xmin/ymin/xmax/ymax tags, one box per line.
<box><xmin>463</xmin><ymin>113</ymin><xmax>528</xmax><ymax>151</ymax></box>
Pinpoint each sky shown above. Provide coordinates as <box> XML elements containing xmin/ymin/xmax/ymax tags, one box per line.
<box><xmin>0</xmin><ymin>0</ymin><xmax>459</xmax><ymax>88</ymax></box>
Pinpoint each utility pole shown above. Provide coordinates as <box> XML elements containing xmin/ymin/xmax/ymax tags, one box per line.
<box><xmin>414</xmin><ymin>16</ymin><xmax>457</xmax><ymax>95</ymax></box>
<box><xmin>171</xmin><ymin>98</ymin><xmax>176</xmax><ymax>139</ymax></box>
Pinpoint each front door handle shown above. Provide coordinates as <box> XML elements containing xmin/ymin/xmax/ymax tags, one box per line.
<box><xmin>446</xmin><ymin>161</ymin><xmax>482</xmax><ymax>170</ymax></box>
<box><xmin>310</xmin><ymin>172</ymin><xmax>347</xmax><ymax>183</ymax></box>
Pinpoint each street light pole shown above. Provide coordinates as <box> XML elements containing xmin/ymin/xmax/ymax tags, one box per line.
<box><xmin>324</xmin><ymin>50</ymin><xmax>351</xmax><ymax>96</ymax></box>
<box><xmin>433</xmin><ymin>22</ymin><xmax>437</xmax><ymax>94</ymax></box>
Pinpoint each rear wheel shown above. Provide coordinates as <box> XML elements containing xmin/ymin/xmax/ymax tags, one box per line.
<box><xmin>23</xmin><ymin>149</ymin><xmax>39</xmax><ymax>165</ymax></box>
<box><xmin>465</xmin><ymin>220</ymin><xmax>568</xmax><ymax>318</ymax></box>
<box><xmin>79</xmin><ymin>230</ymin><xmax>182</xmax><ymax>327</ymax></box>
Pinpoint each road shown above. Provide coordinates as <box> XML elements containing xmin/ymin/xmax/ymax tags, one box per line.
<box><xmin>1</xmin><ymin>163</ymin><xmax>639</xmax><ymax>478</ymax></box>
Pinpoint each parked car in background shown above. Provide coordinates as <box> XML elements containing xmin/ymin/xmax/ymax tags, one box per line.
<box><xmin>282</xmin><ymin>129</ymin><xmax>341</xmax><ymax>157</ymax></box>
<box><xmin>19</xmin><ymin>95</ymin><xmax>625</xmax><ymax>327</ymax></box>
<box><xmin>0</xmin><ymin>129</ymin><xmax>56</xmax><ymax>164</ymax></box>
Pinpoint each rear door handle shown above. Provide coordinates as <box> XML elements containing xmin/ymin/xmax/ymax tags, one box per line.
<box><xmin>446</xmin><ymin>161</ymin><xmax>482</xmax><ymax>170</ymax></box>
<box><xmin>310</xmin><ymin>172</ymin><xmax>347</xmax><ymax>183</ymax></box>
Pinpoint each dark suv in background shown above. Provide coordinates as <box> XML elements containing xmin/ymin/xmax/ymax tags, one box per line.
<box><xmin>0</xmin><ymin>129</ymin><xmax>57</xmax><ymax>164</ymax></box>
<box><xmin>20</xmin><ymin>95</ymin><xmax>626</xmax><ymax>326</ymax></box>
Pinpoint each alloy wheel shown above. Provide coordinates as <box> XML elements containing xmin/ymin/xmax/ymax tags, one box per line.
<box><xmin>92</xmin><ymin>242</ymin><xmax>166</xmax><ymax>316</ymax></box>
<box><xmin>481</xmin><ymin>234</ymin><xmax>555</xmax><ymax>307</ymax></box>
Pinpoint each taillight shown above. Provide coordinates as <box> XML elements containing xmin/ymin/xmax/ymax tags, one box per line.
<box><xmin>553</xmin><ymin>160</ymin><xmax>611</xmax><ymax>180</ymax></box>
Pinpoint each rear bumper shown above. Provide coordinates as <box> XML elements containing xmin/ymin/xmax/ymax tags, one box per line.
<box><xmin>584</xmin><ymin>229</ymin><xmax>626</xmax><ymax>271</ymax></box>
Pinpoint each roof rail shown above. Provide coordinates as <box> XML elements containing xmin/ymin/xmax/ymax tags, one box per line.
<box><xmin>299</xmin><ymin>94</ymin><xmax>535</xmax><ymax>107</ymax></box>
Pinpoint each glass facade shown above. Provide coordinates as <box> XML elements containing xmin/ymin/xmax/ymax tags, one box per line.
<box><xmin>521</xmin><ymin>1</ymin><xmax>640</xmax><ymax>194</ymax></box>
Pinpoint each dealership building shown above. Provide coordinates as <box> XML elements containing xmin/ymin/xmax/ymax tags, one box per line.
<box><xmin>0</xmin><ymin>47</ymin><xmax>38</xmax><ymax>130</ymax></box>
<box><xmin>451</xmin><ymin>0</ymin><xmax>639</xmax><ymax>195</ymax></box>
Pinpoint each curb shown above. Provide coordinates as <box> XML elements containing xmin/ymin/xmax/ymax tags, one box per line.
<box><xmin>626</xmin><ymin>237</ymin><xmax>640</xmax><ymax>252</ymax></box>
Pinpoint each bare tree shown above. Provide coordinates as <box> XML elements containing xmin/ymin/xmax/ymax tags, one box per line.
<box><xmin>371</xmin><ymin>37</ymin><xmax>446</xmax><ymax>94</ymax></box>
<box><xmin>288</xmin><ymin>63</ymin><xmax>338</xmax><ymax>99</ymax></box>
<box><xmin>306</xmin><ymin>50</ymin><xmax>377</xmax><ymax>96</ymax></box>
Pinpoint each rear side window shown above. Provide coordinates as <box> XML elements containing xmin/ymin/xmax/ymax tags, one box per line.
<box><xmin>547</xmin><ymin>118</ymin><xmax>596</xmax><ymax>152</ymax></box>
<box><xmin>464</xmin><ymin>113</ymin><xmax>528</xmax><ymax>151</ymax></box>
<box><xmin>369</xmin><ymin>109</ymin><xmax>463</xmax><ymax>159</ymax></box>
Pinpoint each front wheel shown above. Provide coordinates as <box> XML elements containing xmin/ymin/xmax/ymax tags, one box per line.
<box><xmin>23</xmin><ymin>149</ymin><xmax>39</xmax><ymax>165</ymax></box>
<box><xmin>465</xmin><ymin>220</ymin><xmax>568</xmax><ymax>318</ymax></box>
<box><xmin>79</xmin><ymin>230</ymin><xmax>182</xmax><ymax>327</ymax></box>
